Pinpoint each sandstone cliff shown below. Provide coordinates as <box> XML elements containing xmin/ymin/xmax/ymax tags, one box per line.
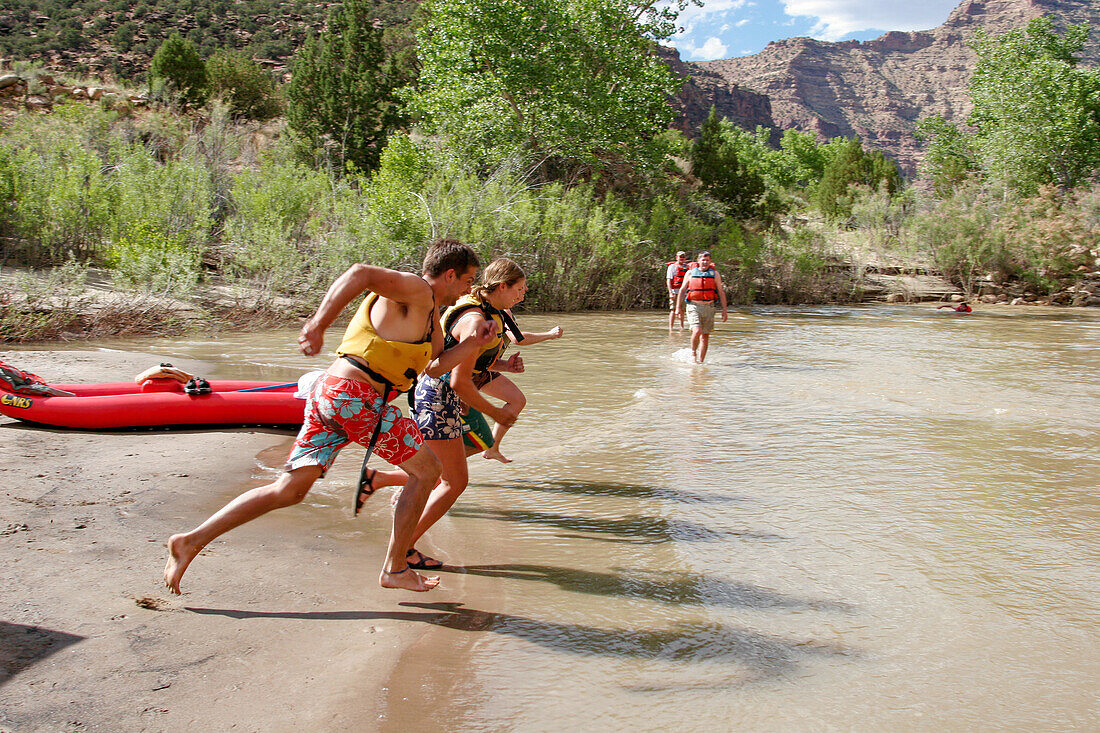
<box><xmin>688</xmin><ymin>0</ymin><xmax>1100</xmax><ymax>174</ymax></box>
<box><xmin>660</xmin><ymin>46</ymin><xmax>779</xmax><ymax>140</ymax></box>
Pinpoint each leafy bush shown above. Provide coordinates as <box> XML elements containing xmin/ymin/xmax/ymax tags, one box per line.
<box><xmin>910</xmin><ymin>183</ymin><xmax>1011</xmax><ymax>294</ymax></box>
<box><xmin>205</xmin><ymin>50</ymin><xmax>283</xmax><ymax>121</ymax></box>
<box><xmin>1</xmin><ymin>105</ymin><xmax>119</xmax><ymax>264</ymax></box>
<box><xmin>150</xmin><ymin>32</ymin><xmax>208</xmax><ymax>108</ymax></box>
<box><xmin>107</xmin><ymin>222</ymin><xmax>200</xmax><ymax>294</ymax></box>
<box><xmin>223</xmin><ymin>149</ymin><xmax>335</xmax><ymax>295</ymax></box>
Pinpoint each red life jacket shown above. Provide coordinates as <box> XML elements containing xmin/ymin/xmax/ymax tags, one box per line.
<box><xmin>685</xmin><ymin>267</ymin><xmax>719</xmax><ymax>302</ymax></box>
<box><xmin>667</xmin><ymin>261</ymin><xmax>689</xmax><ymax>289</ymax></box>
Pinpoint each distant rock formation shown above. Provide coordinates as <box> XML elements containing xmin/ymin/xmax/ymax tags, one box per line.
<box><xmin>680</xmin><ymin>0</ymin><xmax>1100</xmax><ymax>174</ymax></box>
<box><xmin>660</xmin><ymin>46</ymin><xmax>779</xmax><ymax>141</ymax></box>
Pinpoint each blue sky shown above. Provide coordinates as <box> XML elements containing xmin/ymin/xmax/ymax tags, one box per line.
<box><xmin>667</xmin><ymin>0</ymin><xmax>964</xmax><ymax>61</ymax></box>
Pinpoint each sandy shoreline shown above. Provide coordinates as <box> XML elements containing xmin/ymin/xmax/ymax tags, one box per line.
<box><xmin>0</xmin><ymin>348</ymin><xmax>475</xmax><ymax>732</ymax></box>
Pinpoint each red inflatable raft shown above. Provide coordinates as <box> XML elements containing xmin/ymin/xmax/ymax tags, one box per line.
<box><xmin>0</xmin><ymin>362</ymin><xmax>305</xmax><ymax>430</ymax></box>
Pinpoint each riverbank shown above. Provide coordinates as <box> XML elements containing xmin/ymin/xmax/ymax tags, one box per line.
<box><xmin>0</xmin><ymin>348</ymin><xmax>458</xmax><ymax>731</ymax></box>
<box><xmin>4</xmin><ymin>261</ymin><xmax>1098</xmax><ymax>344</ymax></box>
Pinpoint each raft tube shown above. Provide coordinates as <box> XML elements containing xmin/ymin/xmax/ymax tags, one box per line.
<box><xmin>0</xmin><ymin>379</ymin><xmax>304</xmax><ymax>430</ymax></box>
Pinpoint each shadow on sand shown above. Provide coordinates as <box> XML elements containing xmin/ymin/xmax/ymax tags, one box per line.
<box><xmin>0</xmin><ymin>621</ymin><xmax>84</xmax><ymax>686</ymax></box>
<box><xmin>185</xmin><ymin>602</ymin><xmax>857</xmax><ymax>687</ymax></box>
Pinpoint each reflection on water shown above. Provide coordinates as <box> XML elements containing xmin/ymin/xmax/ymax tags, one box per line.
<box><xmin>84</xmin><ymin>305</ymin><xmax>1099</xmax><ymax>730</ymax></box>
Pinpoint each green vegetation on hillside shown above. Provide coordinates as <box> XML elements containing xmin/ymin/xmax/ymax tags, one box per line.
<box><xmin>0</xmin><ymin>0</ymin><xmax>419</xmax><ymax>79</ymax></box>
<box><xmin>1</xmin><ymin>5</ymin><xmax>1098</xmax><ymax>342</ymax></box>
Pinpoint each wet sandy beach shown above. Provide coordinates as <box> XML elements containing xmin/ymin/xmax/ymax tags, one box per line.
<box><xmin>0</xmin><ymin>349</ymin><xmax>480</xmax><ymax>732</ymax></box>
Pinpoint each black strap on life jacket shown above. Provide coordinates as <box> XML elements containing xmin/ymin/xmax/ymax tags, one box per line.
<box><xmin>443</xmin><ymin>300</ymin><xmax>524</xmax><ymax>350</ymax></box>
<box><xmin>498</xmin><ymin>307</ymin><xmax>524</xmax><ymax>343</ymax></box>
<box><xmin>338</xmin><ymin>356</ymin><xmax>410</xmax><ymax>516</ymax></box>
<box><xmin>355</xmin><ymin>375</ymin><xmax>394</xmax><ymax>516</ymax></box>
<box><xmin>340</xmin><ymin>354</ymin><xmax>417</xmax><ymax>389</ymax></box>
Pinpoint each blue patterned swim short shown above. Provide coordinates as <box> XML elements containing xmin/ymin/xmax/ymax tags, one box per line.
<box><xmin>412</xmin><ymin>374</ymin><xmax>464</xmax><ymax>441</ymax></box>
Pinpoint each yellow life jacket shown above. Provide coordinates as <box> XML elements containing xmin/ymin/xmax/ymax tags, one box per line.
<box><xmin>336</xmin><ymin>292</ymin><xmax>433</xmax><ymax>392</ymax></box>
<box><xmin>441</xmin><ymin>295</ymin><xmax>510</xmax><ymax>375</ymax></box>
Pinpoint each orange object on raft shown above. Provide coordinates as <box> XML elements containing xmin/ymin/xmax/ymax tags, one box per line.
<box><xmin>0</xmin><ymin>378</ymin><xmax>305</xmax><ymax>430</ymax></box>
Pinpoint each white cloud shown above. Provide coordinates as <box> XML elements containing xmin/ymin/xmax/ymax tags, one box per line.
<box><xmin>669</xmin><ymin>34</ymin><xmax>731</xmax><ymax>60</ymax></box>
<box><xmin>782</xmin><ymin>0</ymin><xmax>960</xmax><ymax>41</ymax></box>
<box><xmin>675</xmin><ymin>0</ymin><xmax>751</xmax><ymax>37</ymax></box>
<box><xmin>695</xmin><ymin>36</ymin><xmax>731</xmax><ymax>59</ymax></box>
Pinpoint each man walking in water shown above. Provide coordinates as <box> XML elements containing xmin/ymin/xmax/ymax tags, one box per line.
<box><xmin>164</xmin><ymin>239</ymin><xmax>494</xmax><ymax>594</ymax></box>
<box><xmin>676</xmin><ymin>251</ymin><xmax>727</xmax><ymax>363</ymax></box>
<box><xmin>666</xmin><ymin>251</ymin><xmax>690</xmax><ymax>332</ymax></box>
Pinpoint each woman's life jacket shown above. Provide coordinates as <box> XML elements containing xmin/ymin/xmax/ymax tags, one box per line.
<box><xmin>685</xmin><ymin>267</ymin><xmax>719</xmax><ymax>302</ymax></box>
<box><xmin>336</xmin><ymin>292</ymin><xmax>433</xmax><ymax>392</ymax></box>
<box><xmin>442</xmin><ymin>295</ymin><xmax>523</xmax><ymax>375</ymax></box>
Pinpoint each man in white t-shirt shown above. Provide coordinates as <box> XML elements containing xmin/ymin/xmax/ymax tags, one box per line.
<box><xmin>666</xmin><ymin>251</ymin><xmax>690</xmax><ymax>332</ymax></box>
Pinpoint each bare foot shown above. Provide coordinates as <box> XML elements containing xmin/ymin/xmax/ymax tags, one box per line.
<box><xmin>482</xmin><ymin>448</ymin><xmax>512</xmax><ymax>464</ymax></box>
<box><xmin>380</xmin><ymin>567</ymin><xmax>440</xmax><ymax>591</ymax></box>
<box><xmin>163</xmin><ymin>533</ymin><xmax>201</xmax><ymax>595</ymax></box>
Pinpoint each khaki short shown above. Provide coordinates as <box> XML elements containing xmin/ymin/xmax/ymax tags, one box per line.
<box><xmin>686</xmin><ymin>301</ymin><xmax>716</xmax><ymax>333</ymax></box>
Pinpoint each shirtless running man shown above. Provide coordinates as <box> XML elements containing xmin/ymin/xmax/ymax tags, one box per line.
<box><xmin>164</xmin><ymin>239</ymin><xmax>493</xmax><ymax>594</ymax></box>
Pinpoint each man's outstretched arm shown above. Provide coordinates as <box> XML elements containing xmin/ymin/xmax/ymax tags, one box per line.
<box><xmin>298</xmin><ymin>264</ymin><xmax>429</xmax><ymax>355</ymax></box>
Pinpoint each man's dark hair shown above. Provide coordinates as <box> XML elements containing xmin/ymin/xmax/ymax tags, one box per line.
<box><xmin>422</xmin><ymin>238</ymin><xmax>480</xmax><ymax>277</ymax></box>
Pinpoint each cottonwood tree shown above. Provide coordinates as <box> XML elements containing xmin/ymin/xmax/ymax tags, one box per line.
<box><xmin>914</xmin><ymin>113</ymin><xmax>980</xmax><ymax>198</ymax></box>
<box><xmin>968</xmin><ymin>17</ymin><xmax>1100</xmax><ymax>194</ymax></box>
<box><xmin>408</xmin><ymin>0</ymin><xmax>697</xmax><ymax>181</ymax></box>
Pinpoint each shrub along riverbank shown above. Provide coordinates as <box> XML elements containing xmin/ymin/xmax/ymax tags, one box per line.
<box><xmin>1</xmin><ymin>86</ymin><xmax>1098</xmax><ymax>343</ymax></box>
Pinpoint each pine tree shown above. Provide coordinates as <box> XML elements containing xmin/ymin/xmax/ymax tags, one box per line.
<box><xmin>284</xmin><ymin>0</ymin><xmax>405</xmax><ymax>174</ymax></box>
<box><xmin>150</xmin><ymin>32</ymin><xmax>208</xmax><ymax>109</ymax></box>
<box><xmin>690</xmin><ymin>107</ymin><xmax>726</xmax><ymax>188</ymax></box>
<box><xmin>206</xmin><ymin>50</ymin><xmax>282</xmax><ymax>121</ymax></box>
<box><xmin>690</xmin><ymin>107</ymin><xmax>767</xmax><ymax>219</ymax></box>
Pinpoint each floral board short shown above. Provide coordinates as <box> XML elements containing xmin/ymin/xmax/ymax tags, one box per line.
<box><xmin>413</xmin><ymin>375</ymin><xmax>464</xmax><ymax>440</ymax></box>
<box><xmin>686</xmin><ymin>301</ymin><xmax>717</xmax><ymax>333</ymax></box>
<box><xmin>286</xmin><ymin>374</ymin><xmax>422</xmax><ymax>475</ymax></box>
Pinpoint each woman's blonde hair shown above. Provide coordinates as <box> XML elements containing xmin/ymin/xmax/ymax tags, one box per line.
<box><xmin>472</xmin><ymin>257</ymin><xmax>525</xmax><ymax>301</ymax></box>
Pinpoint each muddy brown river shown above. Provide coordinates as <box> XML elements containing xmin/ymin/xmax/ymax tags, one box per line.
<box><xmin>76</xmin><ymin>304</ymin><xmax>1099</xmax><ymax>730</ymax></box>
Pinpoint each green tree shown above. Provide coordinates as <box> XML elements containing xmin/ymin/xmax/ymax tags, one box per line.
<box><xmin>150</xmin><ymin>32</ymin><xmax>209</xmax><ymax>108</ymax></box>
<box><xmin>690</xmin><ymin>106</ymin><xmax>726</xmax><ymax>187</ymax></box>
<box><xmin>284</xmin><ymin>0</ymin><xmax>405</xmax><ymax>174</ymax></box>
<box><xmin>690</xmin><ymin>108</ymin><xmax>767</xmax><ymax>219</ymax></box>
<box><xmin>774</xmin><ymin>129</ymin><xmax>829</xmax><ymax>190</ymax></box>
<box><xmin>206</xmin><ymin>50</ymin><xmax>283</xmax><ymax>121</ymax></box>
<box><xmin>408</xmin><ymin>0</ymin><xmax>692</xmax><ymax>180</ymax></box>
<box><xmin>111</xmin><ymin>21</ymin><xmax>137</xmax><ymax>52</ymax></box>
<box><xmin>813</xmin><ymin>137</ymin><xmax>902</xmax><ymax>220</ymax></box>
<box><xmin>914</xmin><ymin>114</ymin><xmax>979</xmax><ymax>197</ymax></box>
<box><xmin>968</xmin><ymin>17</ymin><xmax>1100</xmax><ymax>194</ymax></box>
